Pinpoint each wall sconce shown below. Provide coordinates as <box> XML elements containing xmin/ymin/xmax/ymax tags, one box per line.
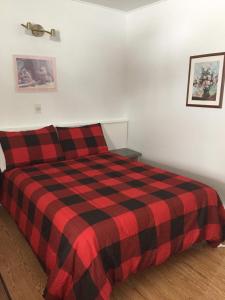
<box><xmin>21</xmin><ymin>22</ymin><xmax>56</xmax><ymax>37</ymax></box>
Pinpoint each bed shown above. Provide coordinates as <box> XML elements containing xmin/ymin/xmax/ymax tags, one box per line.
<box><xmin>0</xmin><ymin>151</ymin><xmax>225</xmax><ymax>300</ymax></box>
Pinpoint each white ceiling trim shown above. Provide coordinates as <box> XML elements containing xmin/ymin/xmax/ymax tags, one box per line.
<box><xmin>73</xmin><ymin>0</ymin><xmax>126</xmax><ymax>13</ymax></box>
<box><xmin>73</xmin><ymin>0</ymin><xmax>164</xmax><ymax>12</ymax></box>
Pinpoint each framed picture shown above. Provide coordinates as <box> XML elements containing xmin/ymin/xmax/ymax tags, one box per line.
<box><xmin>186</xmin><ymin>52</ymin><xmax>225</xmax><ymax>108</ymax></box>
<box><xmin>14</xmin><ymin>55</ymin><xmax>57</xmax><ymax>92</ymax></box>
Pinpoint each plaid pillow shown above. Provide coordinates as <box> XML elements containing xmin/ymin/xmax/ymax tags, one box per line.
<box><xmin>0</xmin><ymin>125</ymin><xmax>64</xmax><ymax>170</ymax></box>
<box><xmin>57</xmin><ymin>123</ymin><xmax>108</xmax><ymax>159</ymax></box>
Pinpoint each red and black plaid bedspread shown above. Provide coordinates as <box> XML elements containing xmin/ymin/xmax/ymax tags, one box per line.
<box><xmin>1</xmin><ymin>152</ymin><xmax>225</xmax><ymax>300</ymax></box>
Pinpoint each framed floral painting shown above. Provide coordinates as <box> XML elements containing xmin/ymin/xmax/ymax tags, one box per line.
<box><xmin>186</xmin><ymin>52</ymin><xmax>225</xmax><ymax>108</ymax></box>
<box><xmin>14</xmin><ymin>55</ymin><xmax>57</xmax><ymax>92</ymax></box>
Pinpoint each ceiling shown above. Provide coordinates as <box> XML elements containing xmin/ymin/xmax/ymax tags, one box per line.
<box><xmin>77</xmin><ymin>0</ymin><xmax>161</xmax><ymax>11</ymax></box>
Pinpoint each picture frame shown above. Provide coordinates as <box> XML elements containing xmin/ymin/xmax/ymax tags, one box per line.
<box><xmin>14</xmin><ymin>55</ymin><xmax>57</xmax><ymax>92</ymax></box>
<box><xmin>186</xmin><ymin>52</ymin><xmax>225</xmax><ymax>108</ymax></box>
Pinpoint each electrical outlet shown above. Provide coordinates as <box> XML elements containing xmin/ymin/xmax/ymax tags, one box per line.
<box><xmin>35</xmin><ymin>104</ymin><xmax>42</xmax><ymax>114</ymax></box>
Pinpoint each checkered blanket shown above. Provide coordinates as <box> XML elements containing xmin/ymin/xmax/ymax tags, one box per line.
<box><xmin>1</xmin><ymin>152</ymin><xmax>224</xmax><ymax>300</ymax></box>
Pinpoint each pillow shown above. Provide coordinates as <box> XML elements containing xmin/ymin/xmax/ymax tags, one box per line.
<box><xmin>57</xmin><ymin>123</ymin><xmax>108</xmax><ymax>159</ymax></box>
<box><xmin>0</xmin><ymin>125</ymin><xmax>64</xmax><ymax>170</ymax></box>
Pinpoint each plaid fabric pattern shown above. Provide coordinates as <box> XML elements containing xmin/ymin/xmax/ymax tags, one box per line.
<box><xmin>57</xmin><ymin>123</ymin><xmax>108</xmax><ymax>159</ymax></box>
<box><xmin>1</xmin><ymin>152</ymin><xmax>224</xmax><ymax>300</ymax></box>
<box><xmin>0</xmin><ymin>125</ymin><xmax>64</xmax><ymax>170</ymax></box>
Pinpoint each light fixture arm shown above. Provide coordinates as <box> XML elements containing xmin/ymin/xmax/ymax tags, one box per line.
<box><xmin>21</xmin><ymin>22</ymin><xmax>56</xmax><ymax>37</ymax></box>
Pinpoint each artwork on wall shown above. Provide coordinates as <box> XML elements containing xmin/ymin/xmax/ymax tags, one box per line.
<box><xmin>14</xmin><ymin>55</ymin><xmax>57</xmax><ymax>92</ymax></box>
<box><xmin>186</xmin><ymin>52</ymin><xmax>225</xmax><ymax>108</ymax></box>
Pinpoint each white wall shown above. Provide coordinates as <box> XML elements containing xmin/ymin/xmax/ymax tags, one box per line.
<box><xmin>0</xmin><ymin>0</ymin><xmax>127</xmax><ymax>128</ymax></box>
<box><xmin>1</xmin><ymin>0</ymin><xmax>225</xmax><ymax>202</ymax></box>
<box><xmin>126</xmin><ymin>0</ymin><xmax>225</xmax><ymax>202</ymax></box>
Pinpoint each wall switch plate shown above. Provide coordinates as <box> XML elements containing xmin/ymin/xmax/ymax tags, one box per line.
<box><xmin>35</xmin><ymin>104</ymin><xmax>42</xmax><ymax>113</ymax></box>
